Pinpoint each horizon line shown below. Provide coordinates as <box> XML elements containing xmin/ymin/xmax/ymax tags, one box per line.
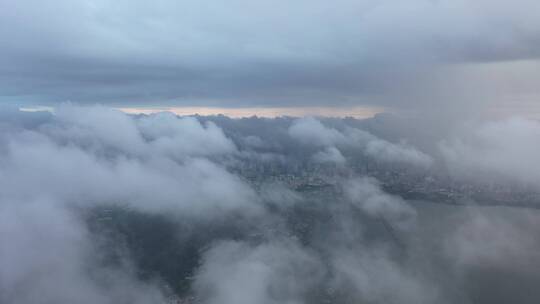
<box><xmin>116</xmin><ymin>106</ymin><xmax>386</xmax><ymax>118</ymax></box>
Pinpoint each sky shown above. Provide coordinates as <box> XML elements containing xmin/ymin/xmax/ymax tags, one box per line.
<box><xmin>1</xmin><ymin>0</ymin><xmax>540</xmax><ymax>116</ymax></box>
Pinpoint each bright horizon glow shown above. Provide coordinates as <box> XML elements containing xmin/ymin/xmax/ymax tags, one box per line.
<box><xmin>18</xmin><ymin>105</ymin><xmax>385</xmax><ymax>118</ymax></box>
<box><xmin>117</xmin><ymin>106</ymin><xmax>386</xmax><ymax>118</ymax></box>
<box><xmin>19</xmin><ymin>104</ymin><xmax>540</xmax><ymax>120</ymax></box>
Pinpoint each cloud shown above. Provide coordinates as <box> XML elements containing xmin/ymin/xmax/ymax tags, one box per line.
<box><xmin>440</xmin><ymin>117</ymin><xmax>540</xmax><ymax>186</ymax></box>
<box><xmin>442</xmin><ymin>206</ymin><xmax>540</xmax><ymax>303</ymax></box>
<box><xmin>0</xmin><ymin>108</ymin><xmax>258</xmax><ymax>217</ymax></box>
<box><xmin>1</xmin><ymin>106</ymin><xmax>540</xmax><ymax>303</ymax></box>
<box><xmin>40</xmin><ymin>104</ymin><xmax>237</xmax><ymax>159</ymax></box>
<box><xmin>190</xmin><ymin>175</ymin><xmax>439</xmax><ymax>304</ymax></box>
<box><xmin>137</xmin><ymin>112</ymin><xmax>237</xmax><ymax>158</ymax></box>
<box><xmin>288</xmin><ymin>117</ymin><xmax>433</xmax><ymax>168</ymax></box>
<box><xmin>312</xmin><ymin>146</ymin><xmax>346</xmax><ymax>164</ymax></box>
<box><xmin>346</xmin><ymin>127</ymin><xmax>434</xmax><ymax>168</ymax></box>
<box><xmin>0</xmin><ymin>199</ymin><xmax>168</xmax><ymax>304</ymax></box>
<box><xmin>193</xmin><ymin>240</ymin><xmax>323</xmax><ymax>304</ymax></box>
<box><xmin>288</xmin><ymin>117</ymin><xmax>346</xmax><ymax>147</ymax></box>
<box><xmin>329</xmin><ymin>248</ymin><xmax>440</xmax><ymax>304</ymax></box>
<box><xmin>48</xmin><ymin>104</ymin><xmax>147</xmax><ymax>155</ymax></box>
<box><xmin>1</xmin><ymin>1</ymin><xmax>540</xmax><ymax>108</ymax></box>
<box><xmin>0</xmin><ymin>105</ymin><xmax>260</xmax><ymax>303</ymax></box>
<box><xmin>447</xmin><ymin>209</ymin><xmax>540</xmax><ymax>268</ymax></box>
<box><xmin>343</xmin><ymin>177</ymin><xmax>417</xmax><ymax>229</ymax></box>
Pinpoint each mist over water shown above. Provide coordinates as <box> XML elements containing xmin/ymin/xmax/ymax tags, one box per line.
<box><xmin>1</xmin><ymin>105</ymin><xmax>539</xmax><ymax>303</ymax></box>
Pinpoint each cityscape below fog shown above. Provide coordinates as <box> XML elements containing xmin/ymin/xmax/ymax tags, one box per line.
<box><xmin>234</xmin><ymin>160</ymin><xmax>540</xmax><ymax>208</ymax></box>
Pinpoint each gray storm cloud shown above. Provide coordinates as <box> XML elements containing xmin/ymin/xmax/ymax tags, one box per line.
<box><xmin>1</xmin><ymin>0</ymin><xmax>540</xmax><ymax>109</ymax></box>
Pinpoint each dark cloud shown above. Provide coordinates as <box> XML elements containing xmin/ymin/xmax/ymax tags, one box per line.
<box><xmin>1</xmin><ymin>0</ymin><xmax>540</xmax><ymax>109</ymax></box>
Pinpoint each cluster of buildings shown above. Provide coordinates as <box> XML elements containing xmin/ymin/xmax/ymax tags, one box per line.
<box><xmin>231</xmin><ymin>159</ymin><xmax>540</xmax><ymax>208</ymax></box>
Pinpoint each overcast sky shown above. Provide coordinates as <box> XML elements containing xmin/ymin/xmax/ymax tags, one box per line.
<box><xmin>1</xmin><ymin>0</ymin><xmax>540</xmax><ymax>113</ymax></box>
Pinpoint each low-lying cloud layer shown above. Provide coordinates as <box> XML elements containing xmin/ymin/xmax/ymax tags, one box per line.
<box><xmin>1</xmin><ymin>106</ymin><xmax>540</xmax><ymax>304</ymax></box>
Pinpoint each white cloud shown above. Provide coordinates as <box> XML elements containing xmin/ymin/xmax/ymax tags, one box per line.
<box><xmin>137</xmin><ymin>112</ymin><xmax>237</xmax><ymax>158</ymax></box>
<box><xmin>440</xmin><ymin>117</ymin><xmax>540</xmax><ymax>186</ymax></box>
<box><xmin>0</xmin><ymin>105</ymin><xmax>260</xmax><ymax>303</ymax></box>
<box><xmin>343</xmin><ymin>177</ymin><xmax>416</xmax><ymax>229</ymax></box>
<box><xmin>312</xmin><ymin>146</ymin><xmax>346</xmax><ymax>164</ymax></box>
<box><xmin>289</xmin><ymin>117</ymin><xmax>432</xmax><ymax>168</ymax></box>
<box><xmin>288</xmin><ymin>117</ymin><xmax>345</xmax><ymax>147</ymax></box>
<box><xmin>193</xmin><ymin>240</ymin><xmax>323</xmax><ymax>304</ymax></box>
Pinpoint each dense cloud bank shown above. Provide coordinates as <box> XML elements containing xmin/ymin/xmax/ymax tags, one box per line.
<box><xmin>2</xmin><ymin>1</ymin><xmax>540</xmax><ymax>108</ymax></box>
<box><xmin>1</xmin><ymin>105</ymin><xmax>540</xmax><ymax>303</ymax></box>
